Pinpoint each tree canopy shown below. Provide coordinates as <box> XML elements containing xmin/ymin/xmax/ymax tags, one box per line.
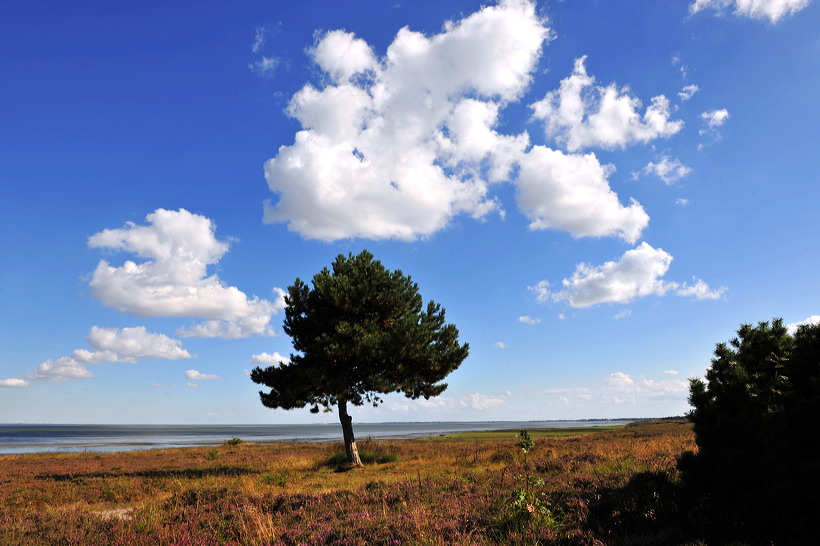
<box><xmin>680</xmin><ymin>318</ymin><xmax>820</xmax><ymax>543</ymax></box>
<box><xmin>250</xmin><ymin>250</ymin><xmax>469</xmax><ymax>465</ymax></box>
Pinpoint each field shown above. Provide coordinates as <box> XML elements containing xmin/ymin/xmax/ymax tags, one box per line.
<box><xmin>0</xmin><ymin>420</ymin><xmax>698</xmax><ymax>545</ymax></box>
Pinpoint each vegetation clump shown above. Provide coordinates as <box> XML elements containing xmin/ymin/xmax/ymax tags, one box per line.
<box><xmin>0</xmin><ymin>421</ymin><xmax>697</xmax><ymax>544</ymax></box>
<box><xmin>679</xmin><ymin>318</ymin><xmax>820</xmax><ymax>543</ymax></box>
<box><xmin>251</xmin><ymin>250</ymin><xmax>469</xmax><ymax>466</ymax></box>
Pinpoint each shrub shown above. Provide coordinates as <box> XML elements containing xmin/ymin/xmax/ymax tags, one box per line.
<box><xmin>680</xmin><ymin>318</ymin><xmax>820</xmax><ymax>543</ymax></box>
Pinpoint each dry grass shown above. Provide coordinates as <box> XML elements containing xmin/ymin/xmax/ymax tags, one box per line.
<box><xmin>0</xmin><ymin>420</ymin><xmax>697</xmax><ymax>545</ymax></box>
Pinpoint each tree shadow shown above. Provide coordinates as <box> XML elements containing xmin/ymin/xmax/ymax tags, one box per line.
<box><xmin>35</xmin><ymin>466</ymin><xmax>256</xmax><ymax>481</ymax></box>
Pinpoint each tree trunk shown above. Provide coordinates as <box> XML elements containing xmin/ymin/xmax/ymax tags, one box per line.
<box><xmin>338</xmin><ymin>398</ymin><xmax>363</xmax><ymax>466</ymax></box>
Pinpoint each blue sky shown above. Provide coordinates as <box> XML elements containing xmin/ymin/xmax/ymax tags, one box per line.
<box><xmin>2</xmin><ymin>0</ymin><xmax>818</xmax><ymax>424</ymax></box>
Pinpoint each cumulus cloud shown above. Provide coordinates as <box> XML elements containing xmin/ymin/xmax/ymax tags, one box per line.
<box><xmin>605</xmin><ymin>371</ymin><xmax>635</xmax><ymax>389</ymax></box>
<box><xmin>678</xmin><ymin>84</ymin><xmax>699</xmax><ymax>101</ymax></box>
<box><xmin>87</xmin><ymin>326</ymin><xmax>193</xmax><ymax>361</ymax></box>
<box><xmin>89</xmin><ymin>209</ymin><xmax>282</xmax><ymax>338</ymax></box>
<box><xmin>1</xmin><ymin>378</ymin><xmax>29</xmax><ymax>388</ymax></box>
<box><xmin>186</xmin><ymin>369</ymin><xmax>220</xmax><ymax>380</ymax></box>
<box><xmin>531</xmin><ymin>56</ymin><xmax>683</xmax><ymax>152</ymax></box>
<box><xmin>518</xmin><ymin>315</ymin><xmax>541</xmax><ymax>324</ymax></box>
<box><xmin>700</xmin><ymin>108</ymin><xmax>730</xmax><ymax>129</ymax></box>
<box><xmin>528</xmin><ymin>280</ymin><xmax>551</xmax><ymax>304</ymax></box>
<box><xmin>786</xmin><ymin>315</ymin><xmax>820</xmax><ymax>334</ymax></box>
<box><xmin>690</xmin><ymin>0</ymin><xmax>812</xmax><ymax>23</ymax></box>
<box><xmin>27</xmin><ymin>357</ymin><xmax>95</xmax><ymax>382</ymax></box>
<box><xmin>25</xmin><ymin>326</ymin><xmax>194</xmax><ymax>382</ymax></box>
<box><xmin>551</xmin><ymin>242</ymin><xmax>678</xmax><ymax>307</ymax></box>
<box><xmin>263</xmin><ymin>1</ymin><xmax>650</xmax><ymax>244</ymax></box>
<box><xmin>459</xmin><ymin>392</ymin><xmax>505</xmax><ymax>410</ymax></box>
<box><xmin>635</xmin><ymin>156</ymin><xmax>692</xmax><ymax>184</ymax></box>
<box><xmin>516</xmin><ymin>147</ymin><xmax>649</xmax><ymax>242</ymax></box>
<box><xmin>545</xmin><ymin>242</ymin><xmax>724</xmax><ymax>308</ymax></box>
<box><xmin>264</xmin><ymin>0</ymin><xmax>547</xmax><ymax>241</ymax></box>
<box><xmin>250</xmin><ymin>351</ymin><xmax>291</xmax><ymax>366</ymax></box>
<box><xmin>495</xmin><ymin>341</ymin><xmax>507</xmax><ymax>349</ymax></box>
<box><xmin>676</xmin><ymin>277</ymin><xmax>726</xmax><ymax>300</ymax></box>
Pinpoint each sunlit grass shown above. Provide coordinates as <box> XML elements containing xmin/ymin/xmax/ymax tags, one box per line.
<box><xmin>0</xmin><ymin>420</ymin><xmax>697</xmax><ymax>544</ymax></box>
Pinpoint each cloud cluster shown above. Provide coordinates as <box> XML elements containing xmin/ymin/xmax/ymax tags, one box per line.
<box><xmin>10</xmin><ymin>209</ymin><xmax>285</xmax><ymax>387</ymax></box>
<box><xmin>690</xmin><ymin>0</ymin><xmax>812</xmax><ymax>23</ymax></box>
<box><xmin>634</xmin><ymin>156</ymin><xmax>692</xmax><ymax>184</ymax></box>
<box><xmin>263</xmin><ymin>0</ymin><xmax>657</xmax><ymax>244</ymax></box>
<box><xmin>540</xmin><ymin>242</ymin><xmax>725</xmax><ymax>308</ymax></box>
<box><xmin>531</xmin><ymin>56</ymin><xmax>683</xmax><ymax>152</ymax></box>
<box><xmin>786</xmin><ymin>315</ymin><xmax>820</xmax><ymax>334</ymax></box>
<box><xmin>23</xmin><ymin>327</ymin><xmax>195</xmax><ymax>382</ymax></box>
<box><xmin>90</xmin><ymin>209</ymin><xmax>282</xmax><ymax>338</ymax></box>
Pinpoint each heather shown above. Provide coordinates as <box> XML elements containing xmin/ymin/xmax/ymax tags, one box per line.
<box><xmin>0</xmin><ymin>420</ymin><xmax>696</xmax><ymax>545</ymax></box>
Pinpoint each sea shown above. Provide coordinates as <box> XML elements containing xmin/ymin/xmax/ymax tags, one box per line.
<box><xmin>0</xmin><ymin>420</ymin><xmax>629</xmax><ymax>455</ymax></box>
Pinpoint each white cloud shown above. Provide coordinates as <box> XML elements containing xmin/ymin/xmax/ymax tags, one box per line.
<box><xmin>495</xmin><ymin>341</ymin><xmax>507</xmax><ymax>349</ymax></box>
<box><xmin>613</xmin><ymin>309</ymin><xmax>632</xmax><ymax>320</ymax></box>
<box><xmin>25</xmin><ymin>326</ymin><xmax>195</xmax><ymax>382</ymax></box>
<box><xmin>27</xmin><ymin>357</ymin><xmax>94</xmax><ymax>382</ymax></box>
<box><xmin>548</xmin><ymin>243</ymin><xmax>724</xmax><ymax>307</ymax></box>
<box><xmin>249</xmin><ymin>56</ymin><xmax>281</xmax><ymax>77</ymax></box>
<box><xmin>89</xmin><ymin>209</ymin><xmax>282</xmax><ymax>338</ymax></box>
<box><xmin>263</xmin><ymin>1</ymin><xmax>649</xmax><ymax>244</ymax></box>
<box><xmin>185</xmin><ymin>369</ymin><xmax>220</xmax><ymax>380</ymax></box>
<box><xmin>264</xmin><ymin>0</ymin><xmax>547</xmax><ymax>241</ymax></box>
<box><xmin>531</xmin><ymin>56</ymin><xmax>683</xmax><ymax>152</ymax></box>
<box><xmin>87</xmin><ymin>326</ymin><xmax>193</xmax><ymax>360</ymax></box>
<box><xmin>635</xmin><ymin>156</ymin><xmax>692</xmax><ymax>184</ymax></box>
<box><xmin>678</xmin><ymin>84</ymin><xmax>699</xmax><ymax>101</ymax></box>
<box><xmin>676</xmin><ymin>277</ymin><xmax>726</xmax><ymax>300</ymax></box>
<box><xmin>700</xmin><ymin>108</ymin><xmax>730</xmax><ymax>129</ymax></box>
<box><xmin>186</xmin><ymin>382</ymin><xmax>199</xmax><ymax>388</ymax></box>
<box><xmin>675</xmin><ymin>198</ymin><xmax>690</xmax><ymax>206</ymax></box>
<box><xmin>690</xmin><ymin>0</ymin><xmax>812</xmax><ymax>23</ymax></box>
<box><xmin>311</xmin><ymin>30</ymin><xmax>378</xmax><ymax>82</ymax></box>
<box><xmin>148</xmin><ymin>382</ymin><xmax>164</xmax><ymax>388</ymax></box>
<box><xmin>786</xmin><ymin>315</ymin><xmax>820</xmax><ymax>334</ymax></box>
<box><xmin>516</xmin><ymin>147</ymin><xmax>649</xmax><ymax>243</ymax></box>
<box><xmin>664</xmin><ymin>370</ymin><xmax>679</xmax><ymax>375</ymax></box>
<box><xmin>0</xmin><ymin>378</ymin><xmax>29</xmax><ymax>388</ymax></box>
<box><xmin>518</xmin><ymin>315</ymin><xmax>540</xmax><ymax>324</ymax></box>
<box><xmin>250</xmin><ymin>352</ymin><xmax>291</xmax><ymax>366</ymax></box>
<box><xmin>252</xmin><ymin>26</ymin><xmax>267</xmax><ymax>53</ymax></box>
<box><xmin>605</xmin><ymin>371</ymin><xmax>635</xmax><ymax>389</ymax></box>
<box><xmin>551</xmin><ymin>242</ymin><xmax>677</xmax><ymax>307</ymax></box>
<box><xmin>528</xmin><ymin>280</ymin><xmax>551</xmax><ymax>304</ymax></box>
<box><xmin>459</xmin><ymin>392</ymin><xmax>505</xmax><ymax>410</ymax></box>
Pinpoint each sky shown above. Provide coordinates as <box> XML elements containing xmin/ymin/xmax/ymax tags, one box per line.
<box><xmin>1</xmin><ymin>0</ymin><xmax>818</xmax><ymax>425</ymax></box>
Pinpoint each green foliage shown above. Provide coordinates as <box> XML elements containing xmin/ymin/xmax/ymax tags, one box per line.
<box><xmin>324</xmin><ymin>451</ymin><xmax>398</xmax><ymax>468</ymax></box>
<box><xmin>680</xmin><ymin>318</ymin><xmax>820</xmax><ymax>543</ymax></box>
<box><xmin>223</xmin><ymin>437</ymin><xmax>243</xmax><ymax>446</ymax></box>
<box><xmin>250</xmin><ymin>250</ymin><xmax>469</xmax><ymax>464</ymax></box>
<box><xmin>251</xmin><ymin>250</ymin><xmax>469</xmax><ymax>412</ymax></box>
<box><xmin>515</xmin><ymin>429</ymin><xmax>534</xmax><ymax>455</ymax></box>
<box><xmin>207</xmin><ymin>449</ymin><xmax>221</xmax><ymax>461</ymax></box>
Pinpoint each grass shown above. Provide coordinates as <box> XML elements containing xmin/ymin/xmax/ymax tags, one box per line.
<box><xmin>0</xmin><ymin>420</ymin><xmax>698</xmax><ymax>544</ymax></box>
<box><xmin>431</xmin><ymin>424</ymin><xmax>624</xmax><ymax>441</ymax></box>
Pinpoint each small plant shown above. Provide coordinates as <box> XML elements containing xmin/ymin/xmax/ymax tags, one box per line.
<box><xmin>262</xmin><ymin>471</ymin><xmax>289</xmax><ymax>487</ymax></box>
<box><xmin>516</xmin><ymin>429</ymin><xmax>534</xmax><ymax>456</ymax></box>
<box><xmin>223</xmin><ymin>437</ymin><xmax>243</xmax><ymax>446</ymax></box>
<box><xmin>207</xmin><ymin>448</ymin><xmax>221</xmax><ymax>460</ymax></box>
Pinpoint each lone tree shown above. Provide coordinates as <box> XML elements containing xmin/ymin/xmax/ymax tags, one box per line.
<box><xmin>251</xmin><ymin>250</ymin><xmax>469</xmax><ymax>466</ymax></box>
<box><xmin>679</xmin><ymin>318</ymin><xmax>820</xmax><ymax>543</ymax></box>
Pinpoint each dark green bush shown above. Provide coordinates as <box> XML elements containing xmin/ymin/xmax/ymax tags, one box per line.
<box><xmin>680</xmin><ymin>318</ymin><xmax>820</xmax><ymax>543</ymax></box>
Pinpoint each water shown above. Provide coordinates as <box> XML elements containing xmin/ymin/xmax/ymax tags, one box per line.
<box><xmin>0</xmin><ymin>420</ymin><xmax>630</xmax><ymax>454</ymax></box>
